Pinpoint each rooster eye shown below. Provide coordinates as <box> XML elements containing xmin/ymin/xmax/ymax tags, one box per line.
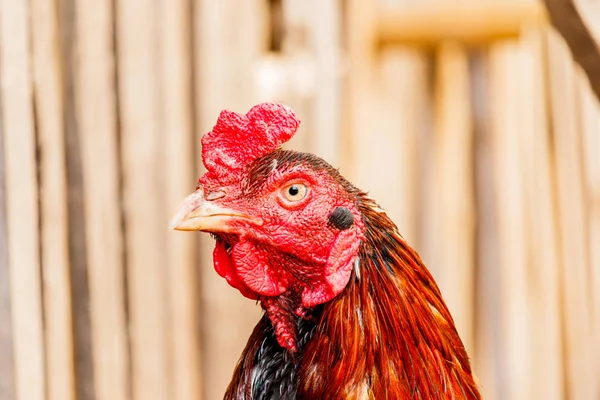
<box><xmin>281</xmin><ymin>183</ymin><xmax>308</xmax><ymax>202</ymax></box>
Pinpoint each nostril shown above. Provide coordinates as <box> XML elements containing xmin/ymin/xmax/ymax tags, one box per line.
<box><xmin>206</xmin><ymin>190</ymin><xmax>226</xmax><ymax>201</ymax></box>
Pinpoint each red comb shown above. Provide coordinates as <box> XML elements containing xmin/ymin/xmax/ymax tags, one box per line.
<box><xmin>200</xmin><ymin>103</ymin><xmax>300</xmax><ymax>187</ymax></box>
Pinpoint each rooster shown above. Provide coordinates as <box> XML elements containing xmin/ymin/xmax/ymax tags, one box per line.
<box><xmin>171</xmin><ymin>103</ymin><xmax>481</xmax><ymax>399</ymax></box>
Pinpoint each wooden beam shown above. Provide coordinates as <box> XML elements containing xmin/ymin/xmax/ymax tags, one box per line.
<box><xmin>0</xmin><ymin>0</ymin><xmax>46</xmax><ymax>399</ymax></box>
<box><xmin>543</xmin><ymin>0</ymin><xmax>600</xmax><ymax>101</ymax></box>
<box><xmin>30</xmin><ymin>0</ymin><xmax>76</xmax><ymax>398</ymax></box>
<box><xmin>378</xmin><ymin>1</ymin><xmax>546</xmax><ymax>47</ymax></box>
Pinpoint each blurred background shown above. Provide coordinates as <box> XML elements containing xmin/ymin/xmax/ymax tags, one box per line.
<box><xmin>0</xmin><ymin>0</ymin><xmax>599</xmax><ymax>399</ymax></box>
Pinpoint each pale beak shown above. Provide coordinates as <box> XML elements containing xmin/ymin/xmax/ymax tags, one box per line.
<box><xmin>169</xmin><ymin>190</ymin><xmax>261</xmax><ymax>232</ymax></box>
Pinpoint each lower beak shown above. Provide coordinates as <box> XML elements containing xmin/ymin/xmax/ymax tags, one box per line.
<box><xmin>169</xmin><ymin>190</ymin><xmax>260</xmax><ymax>232</ymax></box>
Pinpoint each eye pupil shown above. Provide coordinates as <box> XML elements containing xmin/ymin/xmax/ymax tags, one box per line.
<box><xmin>281</xmin><ymin>182</ymin><xmax>308</xmax><ymax>203</ymax></box>
<box><xmin>288</xmin><ymin>185</ymin><xmax>299</xmax><ymax>196</ymax></box>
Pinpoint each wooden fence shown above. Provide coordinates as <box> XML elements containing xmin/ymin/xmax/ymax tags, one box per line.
<box><xmin>0</xmin><ymin>0</ymin><xmax>598</xmax><ymax>399</ymax></box>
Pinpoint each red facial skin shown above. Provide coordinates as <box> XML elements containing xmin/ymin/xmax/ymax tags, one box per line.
<box><xmin>202</xmin><ymin>156</ymin><xmax>365</xmax><ymax>310</ymax></box>
<box><xmin>194</xmin><ymin>103</ymin><xmax>365</xmax><ymax>351</ymax></box>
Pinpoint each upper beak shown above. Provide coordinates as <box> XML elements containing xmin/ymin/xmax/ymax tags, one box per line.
<box><xmin>169</xmin><ymin>190</ymin><xmax>261</xmax><ymax>232</ymax></box>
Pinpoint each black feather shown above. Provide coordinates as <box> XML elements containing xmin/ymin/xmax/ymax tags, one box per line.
<box><xmin>249</xmin><ymin>315</ymin><xmax>318</xmax><ymax>400</ymax></box>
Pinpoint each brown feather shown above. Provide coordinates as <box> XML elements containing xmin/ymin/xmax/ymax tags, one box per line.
<box><xmin>222</xmin><ymin>151</ymin><xmax>481</xmax><ymax>399</ymax></box>
<box><xmin>297</xmin><ymin>194</ymin><xmax>481</xmax><ymax>399</ymax></box>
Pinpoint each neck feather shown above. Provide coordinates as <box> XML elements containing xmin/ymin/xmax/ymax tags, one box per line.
<box><xmin>297</xmin><ymin>195</ymin><xmax>481</xmax><ymax>399</ymax></box>
<box><xmin>225</xmin><ymin>195</ymin><xmax>481</xmax><ymax>399</ymax></box>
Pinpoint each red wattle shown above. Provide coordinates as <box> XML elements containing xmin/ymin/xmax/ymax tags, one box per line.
<box><xmin>232</xmin><ymin>240</ymin><xmax>291</xmax><ymax>297</ymax></box>
<box><xmin>213</xmin><ymin>241</ymin><xmax>258</xmax><ymax>300</ymax></box>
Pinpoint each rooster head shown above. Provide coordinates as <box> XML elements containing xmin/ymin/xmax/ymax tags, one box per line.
<box><xmin>171</xmin><ymin>103</ymin><xmax>365</xmax><ymax>312</ymax></box>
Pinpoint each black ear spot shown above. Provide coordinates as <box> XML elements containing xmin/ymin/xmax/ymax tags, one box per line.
<box><xmin>328</xmin><ymin>207</ymin><xmax>354</xmax><ymax>230</ymax></box>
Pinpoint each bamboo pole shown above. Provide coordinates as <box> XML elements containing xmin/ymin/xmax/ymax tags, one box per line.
<box><xmin>60</xmin><ymin>0</ymin><xmax>94</xmax><ymax>395</ymax></box>
<box><xmin>346</xmin><ymin>3</ymin><xmax>425</xmax><ymax>248</ymax></box>
<box><xmin>308</xmin><ymin>0</ymin><xmax>342</xmax><ymax>167</ymax></box>
<box><xmin>275</xmin><ymin>0</ymin><xmax>311</xmax><ymax>153</ymax></box>
<box><xmin>577</xmin><ymin>66</ymin><xmax>600</xmax><ymax>398</ymax></box>
<box><xmin>432</xmin><ymin>42</ymin><xmax>475</xmax><ymax>358</ymax></box>
<box><xmin>116</xmin><ymin>0</ymin><xmax>170</xmax><ymax>398</ymax></box>
<box><xmin>546</xmin><ymin>30</ymin><xmax>596</xmax><ymax>400</ymax></box>
<box><xmin>351</xmin><ymin>48</ymin><xmax>420</xmax><ymax>240</ymax></box>
<box><xmin>373</xmin><ymin>48</ymin><xmax>425</xmax><ymax>247</ymax></box>
<box><xmin>30</xmin><ymin>0</ymin><xmax>76</xmax><ymax>399</ymax></box>
<box><xmin>194</xmin><ymin>1</ymin><xmax>266</xmax><ymax>398</ymax></box>
<box><xmin>488</xmin><ymin>40</ymin><xmax>531</xmax><ymax>400</ymax></box>
<box><xmin>159</xmin><ymin>0</ymin><xmax>202</xmax><ymax>398</ymax></box>
<box><xmin>0</xmin><ymin>124</ymin><xmax>15</xmax><ymax>400</ymax></box>
<box><xmin>471</xmin><ymin>50</ymin><xmax>500</xmax><ymax>400</ymax></box>
<box><xmin>543</xmin><ymin>0</ymin><xmax>600</xmax><ymax>101</ymax></box>
<box><xmin>343</xmin><ymin>0</ymin><xmax>376</xmax><ymax>182</ymax></box>
<box><xmin>519</xmin><ymin>29</ymin><xmax>563</xmax><ymax>400</ymax></box>
<box><xmin>0</xmin><ymin>1</ymin><xmax>46</xmax><ymax>399</ymax></box>
<box><xmin>345</xmin><ymin>0</ymin><xmax>418</xmax><ymax>237</ymax></box>
<box><xmin>74</xmin><ymin>1</ymin><xmax>130</xmax><ymax>399</ymax></box>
